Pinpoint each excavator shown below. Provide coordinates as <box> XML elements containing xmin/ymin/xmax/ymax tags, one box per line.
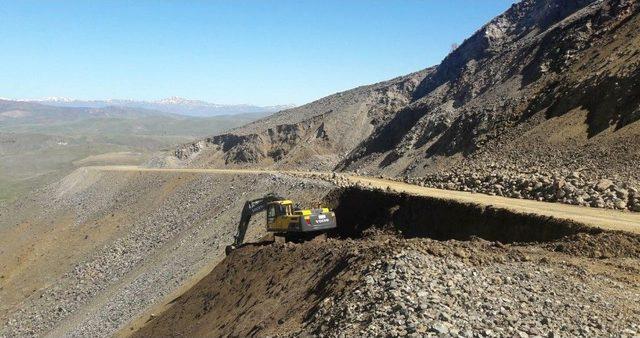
<box><xmin>225</xmin><ymin>193</ymin><xmax>337</xmax><ymax>255</ymax></box>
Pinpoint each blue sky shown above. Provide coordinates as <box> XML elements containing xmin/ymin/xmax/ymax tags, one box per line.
<box><xmin>0</xmin><ymin>1</ymin><xmax>514</xmax><ymax>106</ymax></box>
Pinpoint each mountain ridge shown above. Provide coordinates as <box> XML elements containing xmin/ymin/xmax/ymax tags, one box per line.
<box><xmin>169</xmin><ymin>0</ymin><xmax>640</xmax><ymax>211</ymax></box>
<box><xmin>2</xmin><ymin>97</ymin><xmax>294</xmax><ymax>117</ymax></box>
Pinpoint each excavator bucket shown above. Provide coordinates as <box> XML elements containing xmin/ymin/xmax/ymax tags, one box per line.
<box><xmin>225</xmin><ymin>245</ymin><xmax>236</xmax><ymax>256</ymax></box>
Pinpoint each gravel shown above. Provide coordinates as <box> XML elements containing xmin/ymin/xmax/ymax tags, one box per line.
<box><xmin>393</xmin><ymin>166</ymin><xmax>640</xmax><ymax>212</ymax></box>
<box><xmin>299</xmin><ymin>238</ymin><xmax>640</xmax><ymax>337</ymax></box>
<box><xmin>0</xmin><ymin>171</ymin><xmax>334</xmax><ymax>337</ymax></box>
<box><xmin>292</xmin><ymin>168</ymin><xmax>640</xmax><ymax>213</ymax></box>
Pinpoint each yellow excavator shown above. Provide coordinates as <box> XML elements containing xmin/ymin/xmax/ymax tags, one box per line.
<box><xmin>225</xmin><ymin>193</ymin><xmax>337</xmax><ymax>255</ymax></box>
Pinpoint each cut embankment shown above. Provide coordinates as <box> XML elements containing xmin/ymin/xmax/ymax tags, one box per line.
<box><xmin>325</xmin><ymin>187</ymin><xmax>599</xmax><ymax>243</ymax></box>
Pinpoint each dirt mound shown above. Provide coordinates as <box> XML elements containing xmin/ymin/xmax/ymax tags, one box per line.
<box><xmin>131</xmin><ymin>187</ymin><xmax>640</xmax><ymax>337</ymax></box>
<box><xmin>131</xmin><ymin>238</ymin><xmax>375</xmax><ymax>337</ymax></box>
<box><xmin>132</xmin><ymin>231</ymin><xmax>640</xmax><ymax>337</ymax></box>
<box><xmin>545</xmin><ymin>232</ymin><xmax>640</xmax><ymax>259</ymax></box>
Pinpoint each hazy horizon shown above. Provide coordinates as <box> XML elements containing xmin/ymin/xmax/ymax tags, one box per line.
<box><xmin>0</xmin><ymin>95</ymin><xmax>296</xmax><ymax>107</ymax></box>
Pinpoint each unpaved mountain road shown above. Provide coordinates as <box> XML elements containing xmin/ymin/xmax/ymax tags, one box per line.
<box><xmin>89</xmin><ymin>165</ymin><xmax>640</xmax><ymax>233</ymax></box>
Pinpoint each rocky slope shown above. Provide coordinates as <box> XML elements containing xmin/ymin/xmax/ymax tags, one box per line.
<box><xmin>170</xmin><ymin>0</ymin><xmax>640</xmax><ymax>211</ymax></box>
<box><xmin>0</xmin><ymin>168</ymin><xmax>334</xmax><ymax>337</ymax></box>
<box><xmin>172</xmin><ymin>69</ymin><xmax>430</xmax><ymax>170</ymax></box>
<box><xmin>133</xmin><ymin>231</ymin><xmax>640</xmax><ymax>337</ymax></box>
<box><xmin>3</xmin><ymin>1</ymin><xmax>640</xmax><ymax>337</ymax></box>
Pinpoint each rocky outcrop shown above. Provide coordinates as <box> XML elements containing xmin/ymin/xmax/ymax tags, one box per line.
<box><xmin>172</xmin><ymin>70</ymin><xmax>429</xmax><ymax>169</ymax></box>
<box><xmin>174</xmin><ymin>114</ymin><xmax>336</xmax><ymax>166</ymax></box>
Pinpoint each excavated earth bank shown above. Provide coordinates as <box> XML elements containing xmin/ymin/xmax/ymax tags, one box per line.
<box><xmin>325</xmin><ymin>188</ymin><xmax>598</xmax><ymax>243</ymax></box>
<box><xmin>132</xmin><ymin>188</ymin><xmax>640</xmax><ymax>337</ymax></box>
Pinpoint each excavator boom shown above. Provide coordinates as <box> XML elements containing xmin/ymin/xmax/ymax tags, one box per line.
<box><xmin>230</xmin><ymin>193</ymin><xmax>283</xmax><ymax>250</ymax></box>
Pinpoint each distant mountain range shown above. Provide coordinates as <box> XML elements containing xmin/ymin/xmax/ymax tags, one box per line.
<box><xmin>0</xmin><ymin>99</ymin><xmax>271</xmax><ymax>137</ymax></box>
<box><xmin>2</xmin><ymin>96</ymin><xmax>294</xmax><ymax>117</ymax></box>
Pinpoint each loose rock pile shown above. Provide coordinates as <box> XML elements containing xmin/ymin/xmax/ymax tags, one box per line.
<box><xmin>303</xmin><ymin>239</ymin><xmax>640</xmax><ymax>337</ymax></box>
<box><xmin>295</xmin><ymin>169</ymin><xmax>640</xmax><ymax>212</ymax></box>
<box><xmin>0</xmin><ymin>171</ymin><xmax>335</xmax><ymax>337</ymax></box>
<box><xmin>401</xmin><ymin>169</ymin><xmax>640</xmax><ymax>212</ymax></box>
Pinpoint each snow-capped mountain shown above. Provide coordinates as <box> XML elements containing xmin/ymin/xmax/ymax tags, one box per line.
<box><xmin>154</xmin><ymin>96</ymin><xmax>216</xmax><ymax>106</ymax></box>
<box><xmin>22</xmin><ymin>97</ymin><xmax>294</xmax><ymax>117</ymax></box>
<box><xmin>40</xmin><ymin>96</ymin><xmax>75</xmax><ymax>103</ymax></box>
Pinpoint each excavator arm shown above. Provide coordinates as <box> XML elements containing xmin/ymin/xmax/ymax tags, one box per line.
<box><xmin>226</xmin><ymin>193</ymin><xmax>283</xmax><ymax>254</ymax></box>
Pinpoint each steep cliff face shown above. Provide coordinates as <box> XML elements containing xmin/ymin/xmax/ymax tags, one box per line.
<box><xmin>172</xmin><ymin>69</ymin><xmax>430</xmax><ymax>170</ymax></box>
<box><xmin>340</xmin><ymin>0</ymin><xmax>640</xmax><ymax>178</ymax></box>
<box><xmin>172</xmin><ymin>0</ymin><xmax>640</xmax><ymax>185</ymax></box>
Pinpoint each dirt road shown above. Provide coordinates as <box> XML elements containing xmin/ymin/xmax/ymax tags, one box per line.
<box><xmin>89</xmin><ymin>165</ymin><xmax>640</xmax><ymax>233</ymax></box>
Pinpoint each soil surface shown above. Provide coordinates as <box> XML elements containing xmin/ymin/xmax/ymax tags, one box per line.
<box><xmin>132</xmin><ymin>230</ymin><xmax>640</xmax><ymax>337</ymax></box>
<box><xmin>0</xmin><ymin>169</ymin><xmax>334</xmax><ymax>337</ymax></box>
<box><xmin>130</xmin><ymin>183</ymin><xmax>640</xmax><ymax>337</ymax></box>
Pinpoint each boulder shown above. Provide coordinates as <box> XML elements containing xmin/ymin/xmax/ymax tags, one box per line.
<box><xmin>595</xmin><ymin>179</ymin><xmax>614</xmax><ymax>192</ymax></box>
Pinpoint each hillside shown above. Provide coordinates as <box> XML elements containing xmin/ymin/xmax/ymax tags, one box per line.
<box><xmin>171</xmin><ymin>0</ymin><xmax>640</xmax><ymax>211</ymax></box>
<box><xmin>2</xmin><ymin>0</ymin><xmax>640</xmax><ymax>337</ymax></box>
<box><xmin>0</xmin><ymin>169</ymin><xmax>335</xmax><ymax>336</ymax></box>
<box><xmin>172</xmin><ymin>70</ymin><xmax>430</xmax><ymax>170</ymax></box>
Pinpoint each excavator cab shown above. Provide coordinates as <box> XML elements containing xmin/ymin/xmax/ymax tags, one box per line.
<box><xmin>266</xmin><ymin>200</ymin><xmax>293</xmax><ymax>226</ymax></box>
<box><xmin>265</xmin><ymin>199</ymin><xmax>336</xmax><ymax>233</ymax></box>
<box><xmin>266</xmin><ymin>200</ymin><xmax>295</xmax><ymax>228</ymax></box>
